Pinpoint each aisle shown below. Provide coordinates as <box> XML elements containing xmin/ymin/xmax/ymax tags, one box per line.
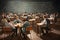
<box><xmin>27</xmin><ymin>30</ymin><xmax>42</xmax><ymax>40</ymax></box>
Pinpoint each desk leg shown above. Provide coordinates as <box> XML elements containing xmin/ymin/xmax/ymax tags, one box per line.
<box><xmin>15</xmin><ymin>27</ymin><xmax>17</xmax><ymax>35</ymax></box>
<box><xmin>20</xmin><ymin>27</ymin><xmax>23</xmax><ymax>40</ymax></box>
<box><xmin>39</xmin><ymin>26</ymin><xmax>41</xmax><ymax>35</ymax></box>
<box><xmin>15</xmin><ymin>27</ymin><xmax>20</xmax><ymax>36</ymax></box>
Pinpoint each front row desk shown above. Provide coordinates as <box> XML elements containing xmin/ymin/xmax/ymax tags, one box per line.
<box><xmin>28</xmin><ymin>18</ymin><xmax>56</xmax><ymax>35</ymax></box>
<box><xmin>1</xmin><ymin>22</ymin><xmax>33</xmax><ymax>40</ymax></box>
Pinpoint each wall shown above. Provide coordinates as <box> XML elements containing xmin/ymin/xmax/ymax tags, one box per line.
<box><xmin>4</xmin><ymin>1</ymin><xmax>54</xmax><ymax>13</ymax></box>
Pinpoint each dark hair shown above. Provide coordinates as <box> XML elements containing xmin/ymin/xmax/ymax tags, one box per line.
<box><xmin>43</xmin><ymin>15</ymin><xmax>47</xmax><ymax>18</ymax></box>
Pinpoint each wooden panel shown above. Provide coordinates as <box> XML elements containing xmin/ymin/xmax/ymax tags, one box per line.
<box><xmin>2</xmin><ymin>27</ymin><xmax>12</xmax><ymax>32</ymax></box>
<box><xmin>26</xmin><ymin>26</ymin><xmax>33</xmax><ymax>31</ymax></box>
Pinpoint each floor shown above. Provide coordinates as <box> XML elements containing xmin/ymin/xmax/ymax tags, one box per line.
<box><xmin>27</xmin><ymin>30</ymin><xmax>42</xmax><ymax>40</ymax></box>
<box><xmin>0</xmin><ymin>26</ymin><xmax>60</xmax><ymax>40</ymax></box>
<box><xmin>27</xmin><ymin>29</ymin><xmax>60</xmax><ymax>40</ymax></box>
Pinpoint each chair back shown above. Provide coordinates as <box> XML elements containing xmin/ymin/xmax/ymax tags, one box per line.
<box><xmin>26</xmin><ymin>26</ymin><xmax>33</xmax><ymax>31</ymax></box>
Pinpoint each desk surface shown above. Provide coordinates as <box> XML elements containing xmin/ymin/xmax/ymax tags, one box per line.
<box><xmin>37</xmin><ymin>23</ymin><xmax>43</xmax><ymax>26</ymax></box>
<box><xmin>14</xmin><ymin>23</ymin><xmax>23</xmax><ymax>27</ymax></box>
<box><xmin>35</xmin><ymin>16</ymin><xmax>39</xmax><ymax>19</ymax></box>
<box><xmin>9</xmin><ymin>22</ymin><xmax>23</xmax><ymax>28</ymax></box>
<box><xmin>29</xmin><ymin>19</ymin><xmax>36</xmax><ymax>21</ymax></box>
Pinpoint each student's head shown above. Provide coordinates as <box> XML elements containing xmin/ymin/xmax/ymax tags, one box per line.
<box><xmin>15</xmin><ymin>16</ymin><xmax>19</xmax><ymax>19</ymax></box>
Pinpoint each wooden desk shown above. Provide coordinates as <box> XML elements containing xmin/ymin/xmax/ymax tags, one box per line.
<box><xmin>36</xmin><ymin>23</ymin><xmax>43</xmax><ymax>34</ymax></box>
<box><xmin>14</xmin><ymin>23</ymin><xmax>23</xmax><ymax>28</ymax></box>
<box><xmin>29</xmin><ymin>19</ymin><xmax>36</xmax><ymax>32</ymax></box>
<box><xmin>35</xmin><ymin>16</ymin><xmax>39</xmax><ymax>19</ymax></box>
<box><xmin>37</xmin><ymin>23</ymin><xmax>43</xmax><ymax>26</ymax></box>
<box><xmin>29</xmin><ymin>19</ymin><xmax>36</xmax><ymax>25</ymax></box>
<box><xmin>29</xmin><ymin>19</ymin><xmax>36</xmax><ymax>21</ymax></box>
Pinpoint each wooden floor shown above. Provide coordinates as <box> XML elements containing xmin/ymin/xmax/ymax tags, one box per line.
<box><xmin>0</xmin><ymin>26</ymin><xmax>60</xmax><ymax>40</ymax></box>
<box><xmin>27</xmin><ymin>29</ymin><xmax>60</xmax><ymax>40</ymax></box>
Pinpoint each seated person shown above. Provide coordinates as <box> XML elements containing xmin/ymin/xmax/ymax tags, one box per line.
<box><xmin>12</xmin><ymin>16</ymin><xmax>23</xmax><ymax>35</ymax></box>
<box><xmin>13</xmin><ymin>16</ymin><xmax>23</xmax><ymax>24</ymax></box>
<box><xmin>39</xmin><ymin>15</ymin><xmax>50</xmax><ymax>35</ymax></box>
<box><xmin>21</xmin><ymin>21</ymin><xmax>30</xmax><ymax>38</ymax></box>
<box><xmin>6</xmin><ymin>13</ymin><xmax>13</xmax><ymax>22</ymax></box>
<box><xmin>1</xmin><ymin>17</ymin><xmax>8</xmax><ymax>26</ymax></box>
<box><xmin>48</xmin><ymin>14</ymin><xmax>55</xmax><ymax>21</ymax></box>
<box><xmin>22</xmin><ymin>21</ymin><xmax>30</xmax><ymax>33</ymax></box>
<box><xmin>1</xmin><ymin>17</ymin><xmax>16</xmax><ymax>33</ymax></box>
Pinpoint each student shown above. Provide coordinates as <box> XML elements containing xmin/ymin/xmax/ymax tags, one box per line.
<box><xmin>1</xmin><ymin>16</ymin><xmax>8</xmax><ymax>26</ymax></box>
<box><xmin>21</xmin><ymin>21</ymin><xmax>30</xmax><ymax>38</ymax></box>
<box><xmin>40</xmin><ymin>15</ymin><xmax>50</xmax><ymax>35</ymax></box>
<box><xmin>13</xmin><ymin>16</ymin><xmax>23</xmax><ymax>24</ymax></box>
<box><xmin>22</xmin><ymin>21</ymin><xmax>30</xmax><ymax>33</ymax></box>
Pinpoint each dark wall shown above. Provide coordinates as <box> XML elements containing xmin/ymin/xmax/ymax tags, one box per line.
<box><xmin>0</xmin><ymin>0</ymin><xmax>8</xmax><ymax>13</ymax></box>
<box><xmin>4</xmin><ymin>1</ymin><xmax>54</xmax><ymax>13</ymax></box>
<box><xmin>53</xmin><ymin>0</ymin><xmax>60</xmax><ymax>13</ymax></box>
<box><xmin>1</xmin><ymin>0</ymin><xmax>60</xmax><ymax>13</ymax></box>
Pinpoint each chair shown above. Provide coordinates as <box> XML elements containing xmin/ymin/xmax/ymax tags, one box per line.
<box><xmin>48</xmin><ymin>24</ymin><xmax>55</xmax><ymax>33</ymax></box>
<box><xmin>2</xmin><ymin>26</ymin><xmax>16</xmax><ymax>40</ymax></box>
<box><xmin>26</xmin><ymin>26</ymin><xmax>33</xmax><ymax>40</ymax></box>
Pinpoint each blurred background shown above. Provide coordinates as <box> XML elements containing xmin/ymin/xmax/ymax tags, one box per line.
<box><xmin>0</xmin><ymin>0</ymin><xmax>60</xmax><ymax>14</ymax></box>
